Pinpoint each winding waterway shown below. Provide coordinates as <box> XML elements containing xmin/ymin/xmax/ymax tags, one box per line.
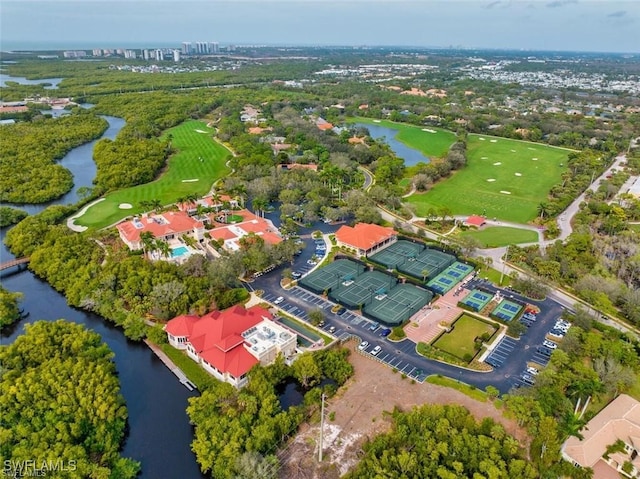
<box><xmin>1</xmin><ymin>114</ymin><xmax>206</xmax><ymax>478</ymax></box>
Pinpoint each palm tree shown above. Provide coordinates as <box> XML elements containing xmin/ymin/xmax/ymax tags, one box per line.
<box><xmin>175</xmin><ymin>196</ymin><xmax>188</xmax><ymax>211</ymax></box>
<box><xmin>421</xmin><ymin>269</ymin><xmax>430</xmax><ymax>282</ymax></box>
<box><xmin>537</xmin><ymin>202</ymin><xmax>550</xmax><ymax>219</ymax></box>
<box><xmin>252</xmin><ymin>197</ymin><xmax>268</xmax><ymax>218</ymax></box>
<box><xmin>150</xmin><ymin>198</ymin><xmax>163</xmax><ymax>213</ymax></box>
<box><xmin>155</xmin><ymin>239</ymin><xmax>171</xmax><ymax>259</ymax></box>
<box><xmin>140</xmin><ymin>231</ymin><xmax>156</xmax><ymax>258</ymax></box>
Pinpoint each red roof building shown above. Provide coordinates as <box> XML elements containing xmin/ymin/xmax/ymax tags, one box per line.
<box><xmin>464</xmin><ymin>215</ymin><xmax>487</xmax><ymax>228</ymax></box>
<box><xmin>165</xmin><ymin>305</ymin><xmax>297</xmax><ymax>388</ymax></box>
<box><xmin>116</xmin><ymin>211</ymin><xmax>205</xmax><ymax>250</ymax></box>
<box><xmin>335</xmin><ymin>223</ymin><xmax>397</xmax><ymax>258</ymax></box>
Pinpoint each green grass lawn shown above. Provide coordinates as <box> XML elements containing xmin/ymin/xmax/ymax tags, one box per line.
<box><xmin>433</xmin><ymin>314</ymin><xmax>496</xmax><ymax>361</ymax></box>
<box><xmin>407</xmin><ymin>134</ymin><xmax>570</xmax><ymax>223</ymax></box>
<box><xmin>348</xmin><ymin>117</ymin><xmax>457</xmax><ymax>158</ymax></box>
<box><xmin>426</xmin><ymin>375</ymin><xmax>489</xmax><ymax>402</ymax></box>
<box><xmin>457</xmin><ymin>226</ymin><xmax>539</xmax><ymax>248</ymax></box>
<box><xmin>76</xmin><ymin>120</ymin><xmax>231</xmax><ymax>229</ymax></box>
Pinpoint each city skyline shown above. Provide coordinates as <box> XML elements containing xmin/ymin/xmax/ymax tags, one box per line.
<box><xmin>1</xmin><ymin>1</ymin><xmax>639</xmax><ymax>54</ymax></box>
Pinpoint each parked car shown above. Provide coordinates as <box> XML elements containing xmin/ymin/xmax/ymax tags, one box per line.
<box><xmin>328</xmin><ymin>325</ymin><xmax>336</xmax><ymax>334</ymax></box>
<box><xmin>274</xmin><ymin>296</ymin><xmax>284</xmax><ymax>305</ymax></box>
<box><xmin>548</xmin><ymin>329</ymin><xmax>565</xmax><ymax>339</ymax></box>
<box><xmin>526</xmin><ymin>366</ymin><xmax>539</xmax><ymax>376</ymax></box>
<box><xmin>291</xmin><ymin>271</ymin><xmax>302</xmax><ymax>279</ymax></box>
<box><xmin>307</xmin><ymin>259</ymin><xmax>317</xmax><ymax>265</ymax></box>
<box><xmin>371</xmin><ymin>345</ymin><xmax>382</xmax><ymax>356</ymax></box>
<box><xmin>380</xmin><ymin>328</ymin><xmax>392</xmax><ymax>337</ymax></box>
<box><xmin>538</xmin><ymin>346</ymin><xmax>553</xmax><ymax>357</ymax></box>
<box><xmin>542</xmin><ymin>339</ymin><xmax>558</xmax><ymax>349</ymax></box>
<box><xmin>334</xmin><ymin>306</ymin><xmax>346</xmax><ymax>315</ymax></box>
<box><xmin>318</xmin><ymin>320</ymin><xmax>325</xmax><ymax>327</ymax></box>
<box><xmin>358</xmin><ymin>340</ymin><xmax>369</xmax><ymax>351</ymax></box>
<box><xmin>521</xmin><ymin>374</ymin><xmax>535</xmax><ymax>386</ymax></box>
<box><xmin>369</xmin><ymin>322</ymin><xmax>380</xmax><ymax>332</ymax></box>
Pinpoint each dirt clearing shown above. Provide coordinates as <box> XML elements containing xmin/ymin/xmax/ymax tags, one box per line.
<box><xmin>279</xmin><ymin>340</ymin><xmax>528</xmax><ymax>479</ymax></box>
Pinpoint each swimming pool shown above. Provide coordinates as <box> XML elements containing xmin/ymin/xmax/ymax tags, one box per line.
<box><xmin>171</xmin><ymin>246</ymin><xmax>189</xmax><ymax>257</ymax></box>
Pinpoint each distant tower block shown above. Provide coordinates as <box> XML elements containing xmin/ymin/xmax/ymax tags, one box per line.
<box><xmin>173</xmin><ymin>50</ymin><xmax>181</xmax><ymax>62</ymax></box>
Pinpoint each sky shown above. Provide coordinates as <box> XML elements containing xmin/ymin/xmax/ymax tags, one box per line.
<box><xmin>1</xmin><ymin>0</ymin><xmax>639</xmax><ymax>53</ymax></box>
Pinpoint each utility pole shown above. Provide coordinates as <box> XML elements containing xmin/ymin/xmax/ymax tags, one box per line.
<box><xmin>499</xmin><ymin>245</ymin><xmax>509</xmax><ymax>286</ymax></box>
<box><xmin>318</xmin><ymin>393</ymin><xmax>325</xmax><ymax>462</ymax></box>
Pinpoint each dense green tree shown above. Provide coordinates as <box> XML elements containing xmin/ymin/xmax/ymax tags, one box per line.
<box><xmin>0</xmin><ymin>320</ymin><xmax>139</xmax><ymax>478</ymax></box>
<box><xmin>0</xmin><ymin>286</ymin><xmax>23</xmax><ymax>328</ymax></box>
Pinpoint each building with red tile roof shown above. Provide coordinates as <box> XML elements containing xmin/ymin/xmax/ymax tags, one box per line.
<box><xmin>335</xmin><ymin>223</ymin><xmax>397</xmax><ymax>258</ymax></box>
<box><xmin>165</xmin><ymin>305</ymin><xmax>297</xmax><ymax>387</ymax></box>
<box><xmin>561</xmin><ymin>394</ymin><xmax>640</xmax><ymax>479</ymax></box>
<box><xmin>464</xmin><ymin>215</ymin><xmax>487</xmax><ymax>228</ymax></box>
<box><xmin>116</xmin><ymin>211</ymin><xmax>205</xmax><ymax>250</ymax></box>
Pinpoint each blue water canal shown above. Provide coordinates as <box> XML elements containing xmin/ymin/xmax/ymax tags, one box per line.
<box><xmin>1</xmin><ymin>112</ymin><xmax>207</xmax><ymax>478</ymax></box>
<box><xmin>353</xmin><ymin>122</ymin><xmax>431</xmax><ymax>166</ymax></box>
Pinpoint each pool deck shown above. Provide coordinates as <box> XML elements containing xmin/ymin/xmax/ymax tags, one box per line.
<box><xmin>404</xmin><ymin>273</ymin><xmax>475</xmax><ymax>345</ymax></box>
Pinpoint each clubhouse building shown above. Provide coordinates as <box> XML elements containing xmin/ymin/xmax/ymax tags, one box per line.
<box><xmin>335</xmin><ymin>223</ymin><xmax>397</xmax><ymax>258</ymax></box>
<box><xmin>165</xmin><ymin>305</ymin><xmax>297</xmax><ymax>388</ymax></box>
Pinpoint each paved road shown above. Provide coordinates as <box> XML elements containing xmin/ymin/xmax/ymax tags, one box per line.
<box><xmin>557</xmin><ymin>153</ymin><xmax>627</xmax><ymax>240</ymax></box>
<box><xmin>250</xmin><ymin>221</ymin><xmax>572</xmax><ymax>394</ymax></box>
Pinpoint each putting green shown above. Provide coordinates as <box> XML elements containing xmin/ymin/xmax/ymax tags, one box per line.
<box><xmin>457</xmin><ymin>226</ymin><xmax>539</xmax><ymax>248</ymax></box>
<box><xmin>407</xmin><ymin>134</ymin><xmax>570</xmax><ymax>223</ymax></box>
<box><xmin>76</xmin><ymin>120</ymin><xmax>231</xmax><ymax>229</ymax></box>
<box><xmin>348</xmin><ymin>117</ymin><xmax>456</xmax><ymax>158</ymax></box>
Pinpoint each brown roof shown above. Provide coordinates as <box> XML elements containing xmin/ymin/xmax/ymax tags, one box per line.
<box><xmin>335</xmin><ymin>223</ymin><xmax>396</xmax><ymax>251</ymax></box>
<box><xmin>465</xmin><ymin>215</ymin><xmax>486</xmax><ymax>227</ymax></box>
<box><xmin>562</xmin><ymin>394</ymin><xmax>640</xmax><ymax>468</ymax></box>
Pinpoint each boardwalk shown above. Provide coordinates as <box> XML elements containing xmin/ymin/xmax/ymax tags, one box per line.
<box><xmin>144</xmin><ymin>339</ymin><xmax>197</xmax><ymax>391</ymax></box>
<box><xmin>0</xmin><ymin>257</ymin><xmax>30</xmax><ymax>272</ymax></box>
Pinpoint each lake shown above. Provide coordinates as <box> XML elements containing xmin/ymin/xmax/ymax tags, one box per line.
<box><xmin>353</xmin><ymin>122</ymin><xmax>431</xmax><ymax>166</ymax></box>
<box><xmin>0</xmin><ymin>72</ymin><xmax>63</xmax><ymax>89</ymax></box>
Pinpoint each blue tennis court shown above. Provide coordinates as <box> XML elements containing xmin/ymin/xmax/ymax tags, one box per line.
<box><xmin>427</xmin><ymin>262</ymin><xmax>475</xmax><ymax>294</ymax></box>
<box><xmin>459</xmin><ymin>289</ymin><xmax>492</xmax><ymax>312</ymax></box>
<box><xmin>491</xmin><ymin>299</ymin><xmax>522</xmax><ymax>322</ymax></box>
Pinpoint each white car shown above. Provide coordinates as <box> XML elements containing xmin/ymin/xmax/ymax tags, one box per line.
<box><xmin>543</xmin><ymin>339</ymin><xmax>558</xmax><ymax>349</ymax></box>
<box><xmin>274</xmin><ymin>296</ymin><xmax>284</xmax><ymax>305</ymax></box>
<box><xmin>526</xmin><ymin>366</ymin><xmax>539</xmax><ymax>376</ymax></box>
<box><xmin>371</xmin><ymin>345</ymin><xmax>382</xmax><ymax>356</ymax></box>
<box><xmin>358</xmin><ymin>341</ymin><xmax>369</xmax><ymax>351</ymax></box>
<box><xmin>548</xmin><ymin>330</ymin><xmax>565</xmax><ymax>339</ymax></box>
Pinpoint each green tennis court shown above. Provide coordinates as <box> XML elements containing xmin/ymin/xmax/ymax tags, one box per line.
<box><xmin>330</xmin><ymin>270</ymin><xmax>397</xmax><ymax>308</ymax></box>
<box><xmin>427</xmin><ymin>262</ymin><xmax>475</xmax><ymax>294</ymax></box>
<box><xmin>491</xmin><ymin>299</ymin><xmax>522</xmax><ymax>322</ymax></box>
<box><xmin>397</xmin><ymin>248</ymin><xmax>456</xmax><ymax>281</ymax></box>
<box><xmin>298</xmin><ymin>259</ymin><xmax>365</xmax><ymax>294</ymax></box>
<box><xmin>459</xmin><ymin>289</ymin><xmax>493</xmax><ymax>312</ymax></box>
<box><xmin>364</xmin><ymin>284</ymin><xmax>433</xmax><ymax>325</ymax></box>
<box><xmin>369</xmin><ymin>240</ymin><xmax>425</xmax><ymax>269</ymax></box>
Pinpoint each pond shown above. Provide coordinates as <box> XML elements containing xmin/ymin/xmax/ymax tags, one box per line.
<box><xmin>353</xmin><ymin>122</ymin><xmax>431</xmax><ymax>166</ymax></box>
<box><xmin>0</xmin><ymin>72</ymin><xmax>63</xmax><ymax>89</ymax></box>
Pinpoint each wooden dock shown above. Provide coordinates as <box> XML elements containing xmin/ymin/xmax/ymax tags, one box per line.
<box><xmin>144</xmin><ymin>340</ymin><xmax>197</xmax><ymax>391</ymax></box>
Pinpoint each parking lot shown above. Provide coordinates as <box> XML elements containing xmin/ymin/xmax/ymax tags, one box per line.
<box><xmin>484</xmin><ymin>336</ymin><xmax>518</xmax><ymax>369</ymax></box>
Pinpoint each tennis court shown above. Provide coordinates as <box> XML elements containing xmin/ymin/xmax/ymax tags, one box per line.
<box><xmin>369</xmin><ymin>240</ymin><xmax>425</xmax><ymax>269</ymax></box>
<box><xmin>298</xmin><ymin>259</ymin><xmax>365</xmax><ymax>294</ymax></box>
<box><xmin>491</xmin><ymin>299</ymin><xmax>522</xmax><ymax>322</ymax></box>
<box><xmin>427</xmin><ymin>261</ymin><xmax>475</xmax><ymax>294</ymax></box>
<box><xmin>330</xmin><ymin>270</ymin><xmax>397</xmax><ymax>308</ymax></box>
<box><xmin>459</xmin><ymin>289</ymin><xmax>493</xmax><ymax>312</ymax></box>
<box><xmin>397</xmin><ymin>248</ymin><xmax>456</xmax><ymax>280</ymax></box>
<box><xmin>364</xmin><ymin>284</ymin><xmax>433</xmax><ymax>325</ymax></box>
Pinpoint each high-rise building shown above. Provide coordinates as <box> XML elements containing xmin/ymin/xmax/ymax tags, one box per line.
<box><xmin>143</xmin><ymin>49</ymin><xmax>150</xmax><ymax>61</ymax></box>
<box><xmin>173</xmin><ymin>50</ymin><xmax>181</xmax><ymax>62</ymax></box>
<box><xmin>155</xmin><ymin>49</ymin><xmax>164</xmax><ymax>61</ymax></box>
<box><xmin>92</xmin><ymin>49</ymin><xmax>103</xmax><ymax>57</ymax></box>
<box><xmin>181</xmin><ymin>42</ymin><xmax>192</xmax><ymax>55</ymax></box>
<box><xmin>209</xmin><ymin>42</ymin><xmax>219</xmax><ymax>53</ymax></box>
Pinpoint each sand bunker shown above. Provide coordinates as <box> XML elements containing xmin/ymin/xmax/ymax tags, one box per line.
<box><xmin>373</xmin><ymin>120</ymin><xmax>381</xmax><ymax>123</ymax></box>
<box><xmin>181</xmin><ymin>179</ymin><xmax>199</xmax><ymax>183</ymax></box>
<box><xmin>500</xmin><ymin>191</ymin><xmax>511</xmax><ymax>195</ymax></box>
<box><xmin>511</xmin><ymin>149</ymin><xmax>516</xmax><ymax>153</ymax></box>
<box><xmin>195</xmin><ymin>129</ymin><xmax>208</xmax><ymax>133</ymax></box>
<box><xmin>421</xmin><ymin>128</ymin><xmax>437</xmax><ymax>133</ymax></box>
<box><xmin>493</xmin><ymin>162</ymin><xmax>502</xmax><ymax>166</ymax></box>
<box><xmin>119</xmin><ymin>203</ymin><xmax>133</xmax><ymax>209</ymax></box>
<box><xmin>479</xmin><ymin>137</ymin><xmax>486</xmax><ymax>141</ymax></box>
<box><xmin>487</xmin><ymin>178</ymin><xmax>496</xmax><ymax>182</ymax></box>
<box><xmin>481</xmin><ymin>156</ymin><xmax>489</xmax><ymax>159</ymax></box>
<box><xmin>490</xmin><ymin>139</ymin><xmax>498</xmax><ymax>143</ymax></box>
<box><xmin>532</xmin><ymin>157</ymin><xmax>538</xmax><ymax>161</ymax></box>
<box><xmin>515</xmin><ymin>173</ymin><xmax>522</xmax><ymax>176</ymax></box>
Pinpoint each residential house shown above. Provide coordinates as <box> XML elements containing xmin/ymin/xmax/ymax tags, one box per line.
<box><xmin>561</xmin><ymin>394</ymin><xmax>640</xmax><ymax>479</ymax></box>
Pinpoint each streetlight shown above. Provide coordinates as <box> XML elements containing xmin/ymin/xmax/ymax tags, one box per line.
<box><xmin>499</xmin><ymin>245</ymin><xmax>510</xmax><ymax>286</ymax></box>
